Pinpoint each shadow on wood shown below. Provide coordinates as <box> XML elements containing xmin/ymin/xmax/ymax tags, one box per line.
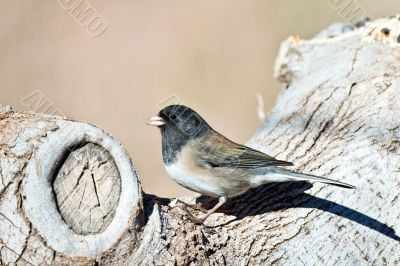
<box><xmin>213</xmin><ymin>182</ymin><xmax>400</xmax><ymax>242</ymax></box>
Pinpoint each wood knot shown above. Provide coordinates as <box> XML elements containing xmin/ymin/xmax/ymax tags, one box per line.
<box><xmin>53</xmin><ymin>143</ymin><xmax>121</xmax><ymax>235</ymax></box>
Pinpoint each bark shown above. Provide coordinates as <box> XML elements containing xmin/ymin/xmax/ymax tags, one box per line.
<box><xmin>1</xmin><ymin>17</ymin><xmax>400</xmax><ymax>265</ymax></box>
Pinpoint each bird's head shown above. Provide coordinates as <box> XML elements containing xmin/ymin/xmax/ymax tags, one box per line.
<box><xmin>147</xmin><ymin>105</ymin><xmax>210</xmax><ymax>139</ymax></box>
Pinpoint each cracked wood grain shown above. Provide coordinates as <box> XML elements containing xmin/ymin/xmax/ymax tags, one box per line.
<box><xmin>0</xmin><ymin>109</ymin><xmax>138</xmax><ymax>264</ymax></box>
<box><xmin>53</xmin><ymin>143</ymin><xmax>121</xmax><ymax>235</ymax></box>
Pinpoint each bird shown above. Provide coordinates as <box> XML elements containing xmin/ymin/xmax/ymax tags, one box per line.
<box><xmin>147</xmin><ymin>105</ymin><xmax>355</xmax><ymax>223</ymax></box>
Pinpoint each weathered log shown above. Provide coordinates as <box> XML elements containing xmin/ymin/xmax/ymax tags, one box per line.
<box><xmin>1</xmin><ymin>17</ymin><xmax>400</xmax><ymax>265</ymax></box>
<box><xmin>0</xmin><ymin>108</ymin><xmax>140</xmax><ymax>265</ymax></box>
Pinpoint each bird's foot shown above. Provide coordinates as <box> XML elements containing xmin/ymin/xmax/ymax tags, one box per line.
<box><xmin>187</xmin><ymin>213</ymin><xmax>207</xmax><ymax>225</ymax></box>
<box><xmin>173</xmin><ymin>199</ymin><xmax>208</xmax><ymax>213</ymax></box>
<box><xmin>170</xmin><ymin>197</ymin><xmax>224</xmax><ymax>225</ymax></box>
<box><xmin>185</xmin><ymin>203</ymin><xmax>208</xmax><ymax>213</ymax></box>
<box><xmin>169</xmin><ymin>199</ymin><xmax>208</xmax><ymax>224</ymax></box>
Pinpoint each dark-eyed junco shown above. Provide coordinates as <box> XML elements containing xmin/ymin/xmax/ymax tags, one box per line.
<box><xmin>147</xmin><ymin>105</ymin><xmax>355</xmax><ymax>223</ymax></box>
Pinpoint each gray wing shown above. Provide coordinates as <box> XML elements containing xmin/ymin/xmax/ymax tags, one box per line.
<box><xmin>195</xmin><ymin>132</ymin><xmax>293</xmax><ymax>169</ymax></box>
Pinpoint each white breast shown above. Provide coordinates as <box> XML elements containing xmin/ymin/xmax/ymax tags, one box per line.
<box><xmin>165</xmin><ymin>163</ymin><xmax>224</xmax><ymax>197</ymax></box>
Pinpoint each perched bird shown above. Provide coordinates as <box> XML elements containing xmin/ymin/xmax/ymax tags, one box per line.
<box><xmin>147</xmin><ymin>105</ymin><xmax>355</xmax><ymax>223</ymax></box>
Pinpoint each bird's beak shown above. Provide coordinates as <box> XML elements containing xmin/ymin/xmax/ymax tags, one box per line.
<box><xmin>147</xmin><ymin>115</ymin><xmax>166</xmax><ymax>126</ymax></box>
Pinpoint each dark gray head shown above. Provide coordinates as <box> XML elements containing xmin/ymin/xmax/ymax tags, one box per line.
<box><xmin>147</xmin><ymin>105</ymin><xmax>211</xmax><ymax>164</ymax></box>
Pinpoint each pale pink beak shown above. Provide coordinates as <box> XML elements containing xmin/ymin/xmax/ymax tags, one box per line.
<box><xmin>147</xmin><ymin>115</ymin><xmax>166</xmax><ymax>126</ymax></box>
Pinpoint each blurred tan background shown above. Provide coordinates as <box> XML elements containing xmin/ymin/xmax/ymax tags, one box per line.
<box><xmin>0</xmin><ymin>1</ymin><xmax>398</xmax><ymax>197</ymax></box>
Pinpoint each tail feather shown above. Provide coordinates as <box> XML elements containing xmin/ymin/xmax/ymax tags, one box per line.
<box><xmin>267</xmin><ymin>167</ymin><xmax>356</xmax><ymax>189</ymax></box>
<box><xmin>289</xmin><ymin>171</ymin><xmax>355</xmax><ymax>189</ymax></box>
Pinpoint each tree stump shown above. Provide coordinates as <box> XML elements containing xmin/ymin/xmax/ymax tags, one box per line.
<box><xmin>1</xmin><ymin>17</ymin><xmax>400</xmax><ymax>265</ymax></box>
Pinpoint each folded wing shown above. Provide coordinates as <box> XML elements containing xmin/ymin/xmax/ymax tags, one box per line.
<box><xmin>195</xmin><ymin>132</ymin><xmax>293</xmax><ymax>169</ymax></box>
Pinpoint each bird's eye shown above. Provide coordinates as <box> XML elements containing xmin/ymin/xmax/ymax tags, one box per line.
<box><xmin>170</xmin><ymin>114</ymin><xmax>177</xmax><ymax>120</ymax></box>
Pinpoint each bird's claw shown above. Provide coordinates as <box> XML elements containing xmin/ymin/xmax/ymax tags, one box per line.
<box><xmin>170</xmin><ymin>199</ymin><xmax>209</xmax><ymax>224</ymax></box>
<box><xmin>172</xmin><ymin>199</ymin><xmax>208</xmax><ymax>213</ymax></box>
<box><xmin>187</xmin><ymin>213</ymin><xmax>207</xmax><ymax>225</ymax></box>
<box><xmin>186</xmin><ymin>203</ymin><xmax>208</xmax><ymax>213</ymax></box>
